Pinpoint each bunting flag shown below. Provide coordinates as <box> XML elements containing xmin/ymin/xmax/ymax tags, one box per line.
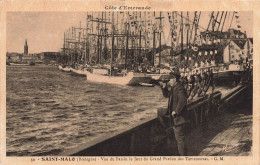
<box><xmin>172</xmin><ymin>12</ymin><xmax>178</xmax><ymax>49</ymax></box>
<box><xmin>234</xmin><ymin>11</ymin><xmax>242</xmax><ymax>29</ymax></box>
<box><xmin>202</xmin><ymin>37</ymin><xmax>206</xmax><ymax>44</ymax></box>
<box><xmin>250</xmin><ymin>47</ymin><xmax>253</xmax><ymax>54</ymax></box>
<box><xmin>167</xmin><ymin>12</ymin><xmax>172</xmax><ymax>24</ymax></box>
<box><xmin>200</xmin><ymin>61</ymin><xmax>205</xmax><ymax>67</ymax></box>
<box><xmin>194</xmin><ymin>36</ymin><xmax>202</xmax><ymax>46</ymax></box>
<box><xmin>195</xmin><ymin>62</ymin><xmax>198</xmax><ymax>68</ymax></box>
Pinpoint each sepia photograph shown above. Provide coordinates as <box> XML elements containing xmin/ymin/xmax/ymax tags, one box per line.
<box><xmin>5</xmin><ymin>10</ymin><xmax>253</xmax><ymax>158</ymax></box>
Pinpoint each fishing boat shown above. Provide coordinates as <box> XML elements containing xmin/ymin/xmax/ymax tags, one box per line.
<box><xmin>70</xmin><ymin>67</ymin><xmax>87</xmax><ymax>76</ymax></box>
<box><xmin>59</xmin><ymin>11</ymin><xmax>252</xmax><ymax>89</ymax></box>
<box><xmin>56</xmin><ymin>11</ymin><xmax>253</xmax><ymax>156</ymax></box>
<box><xmin>85</xmin><ymin>67</ymin><xmax>152</xmax><ymax>86</ymax></box>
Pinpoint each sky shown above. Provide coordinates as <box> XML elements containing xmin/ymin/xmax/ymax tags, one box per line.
<box><xmin>7</xmin><ymin>11</ymin><xmax>253</xmax><ymax>54</ymax></box>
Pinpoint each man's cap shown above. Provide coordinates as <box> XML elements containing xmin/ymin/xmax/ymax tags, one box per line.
<box><xmin>169</xmin><ymin>67</ymin><xmax>180</xmax><ymax>77</ymax></box>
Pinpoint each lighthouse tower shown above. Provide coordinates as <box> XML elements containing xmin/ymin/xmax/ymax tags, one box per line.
<box><xmin>24</xmin><ymin>39</ymin><xmax>28</xmax><ymax>55</ymax></box>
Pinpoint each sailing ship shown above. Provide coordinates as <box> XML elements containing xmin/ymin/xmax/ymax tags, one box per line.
<box><xmin>59</xmin><ymin>11</ymin><xmax>253</xmax><ymax>87</ymax></box>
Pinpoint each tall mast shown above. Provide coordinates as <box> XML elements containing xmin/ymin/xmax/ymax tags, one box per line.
<box><xmin>68</xmin><ymin>28</ymin><xmax>71</xmax><ymax>65</ymax></box>
<box><xmin>78</xmin><ymin>21</ymin><xmax>81</xmax><ymax>65</ymax></box>
<box><xmin>72</xmin><ymin>27</ymin><xmax>74</xmax><ymax>65</ymax></box>
<box><xmin>63</xmin><ymin>32</ymin><xmax>66</xmax><ymax>56</ymax></box>
<box><xmin>85</xmin><ymin>12</ymin><xmax>89</xmax><ymax>65</ymax></box>
<box><xmin>139</xmin><ymin>11</ymin><xmax>142</xmax><ymax>65</ymax></box>
<box><xmin>193</xmin><ymin>11</ymin><xmax>201</xmax><ymax>45</ymax></box>
<box><xmin>186</xmin><ymin>12</ymin><xmax>190</xmax><ymax>60</ymax></box>
<box><xmin>170</xmin><ymin>12</ymin><xmax>174</xmax><ymax>57</ymax></box>
<box><xmin>212</xmin><ymin>11</ymin><xmax>219</xmax><ymax>32</ymax></box>
<box><xmin>189</xmin><ymin>11</ymin><xmax>197</xmax><ymax>44</ymax></box>
<box><xmin>221</xmin><ymin>12</ymin><xmax>228</xmax><ymax>32</ymax></box>
<box><xmin>144</xmin><ymin>11</ymin><xmax>147</xmax><ymax>53</ymax></box>
<box><xmin>110</xmin><ymin>12</ymin><xmax>115</xmax><ymax>77</ymax></box>
<box><xmin>152</xmin><ymin>12</ymin><xmax>156</xmax><ymax>66</ymax></box>
<box><xmin>155</xmin><ymin>11</ymin><xmax>163</xmax><ymax>67</ymax></box>
<box><xmin>116</xmin><ymin>11</ymin><xmax>119</xmax><ymax>59</ymax></box>
<box><xmin>159</xmin><ymin>11</ymin><xmax>162</xmax><ymax>67</ymax></box>
<box><xmin>74</xmin><ymin>26</ymin><xmax>77</xmax><ymax>63</ymax></box>
<box><xmin>181</xmin><ymin>12</ymin><xmax>184</xmax><ymax>52</ymax></box>
<box><xmin>207</xmin><ymin>12</ymin><xmax>214</xmax><ymax>31</ymax></box>
<box><xmin>125</xmin><ymin>12</ymin><xmax>129</xmax><ymax>70</ymax></box>
<box><xmin>100</xmin><ymin>12</ymin><xmax>104</xmax><ymax>65</ymax></box>
<box><xmin>217</xmin><ymin>12</ymin><xmax>224</xmax><ymax>31</ymax></box>
<box><xmin>97</xmin><ymin>12</ymin><xmax>100</xmax><ymax>64</ymax></box>
<box><xmin>104</xmin><ymin>12</ymin><xmax>107</xmax><ymax>61</ymax></box>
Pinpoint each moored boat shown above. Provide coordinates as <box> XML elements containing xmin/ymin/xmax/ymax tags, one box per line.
<box><xmin>70</xmin><ymin>67</ymin><xmax>87</xmax><ymax>76</ymax></box>
<box><xmin>85</xmin><ymin>69</ymin><xmax>152</xmax><ymax>86</ymax></box>
<box><xmin>58</xmin><ymin>65</ymin><xmax>71</xmax><ymax>72</ymax></box>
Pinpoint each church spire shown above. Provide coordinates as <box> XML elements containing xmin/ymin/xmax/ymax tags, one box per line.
<box><xmin>24</xmin><ymin>39</ymin><xmax>28</xmax><ymax>55</ymax></box>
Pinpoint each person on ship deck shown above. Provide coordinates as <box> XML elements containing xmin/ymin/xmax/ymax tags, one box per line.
<box><xmin>159</xmin><ymin>67</ymin><xmax>189</xmax><ymax>156</ymax></box>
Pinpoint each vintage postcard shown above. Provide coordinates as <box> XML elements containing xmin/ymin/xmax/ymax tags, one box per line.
<box><xmin>1</xmin><ymin>0</ymin><xmax>259</xmax><ymax>165</ymax></box>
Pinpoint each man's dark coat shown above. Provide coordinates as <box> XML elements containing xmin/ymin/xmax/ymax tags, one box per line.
<box><xmin>161</xmin><ymin>82</ymin><xmax>189</xmax><ymax>126</ymax></box>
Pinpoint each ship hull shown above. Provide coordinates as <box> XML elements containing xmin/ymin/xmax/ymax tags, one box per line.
<box><xmin>70</xmin><ymin>68</ymin><xmax>87</xmax><ymax>76</ymax></box>
<box><xmin>58</xmin><ymin>65</ymin><xmax>71</xmax><ymax>72</ymax></box>
<box><xmin>213</xmin><ymin>71</ymin><xmax>243</xmax><ymax>86</ymax></box>
<box><xmin>86</xmin><ymin>71</ymin><xmax>152</xmax><ymax>86</ymax></box>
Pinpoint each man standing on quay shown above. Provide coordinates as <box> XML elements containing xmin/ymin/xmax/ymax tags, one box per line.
<box><xmin>159</xmin><ymin>67</ymin><xmax>189</xmax><ymax>156</ymax></box>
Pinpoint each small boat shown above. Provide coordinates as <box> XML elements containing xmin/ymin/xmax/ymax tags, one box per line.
<box><xmin>58</xmin><ymin>65</ymin><xmax>71</xmax><ymax>72</ymax></box>
<box><xmin>139</xmin><ymin>83</ymin><xmax>155</xmax><ymax>87</ymax></box>
<box><xmin>29</xmin><ymin>61</ymin><xmax>36</xmax><ymax>66</ymax></box>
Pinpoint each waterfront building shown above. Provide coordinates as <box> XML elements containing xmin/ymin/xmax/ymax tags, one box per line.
<box><xmin>223</xmin><ymin>38</ymin><xmax>253</xmax><ymax>64</ymax></box>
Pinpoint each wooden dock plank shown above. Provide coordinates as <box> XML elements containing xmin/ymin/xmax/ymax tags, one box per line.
<box><xmin>206</xmin><ymin>113</ymin><xmax>252</xmax><ymax>156</ymax></box>
<box><xmin>187</xmin><ymin>101</ymin><xmax>252</xmax><ymax>156</ymax></box>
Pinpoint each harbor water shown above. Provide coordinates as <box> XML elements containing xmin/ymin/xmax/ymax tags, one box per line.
<box><xmin>6</xmin><ymin>65</ymin><xmax>234</xmax><ymax>156</ymax></box>
<box><xmin>6</xmin><ymin>65</ymin><xmax>168</xmax><ymax>156</ymax></box>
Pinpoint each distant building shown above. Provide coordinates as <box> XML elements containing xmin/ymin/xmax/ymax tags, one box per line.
<box><xmin>39</xmin><ymin>52</ymin><xmax>61</xmax><ymax>62</ymax></box>
<box><xmin>7</xmin><ymin>39</ymin><xmax>60</xmax><ymax>64</ymax></box>
<box><xmin>6</xmin><ymin>52</ymin><xmax>23</xmax><ymax>62</ymax></box>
